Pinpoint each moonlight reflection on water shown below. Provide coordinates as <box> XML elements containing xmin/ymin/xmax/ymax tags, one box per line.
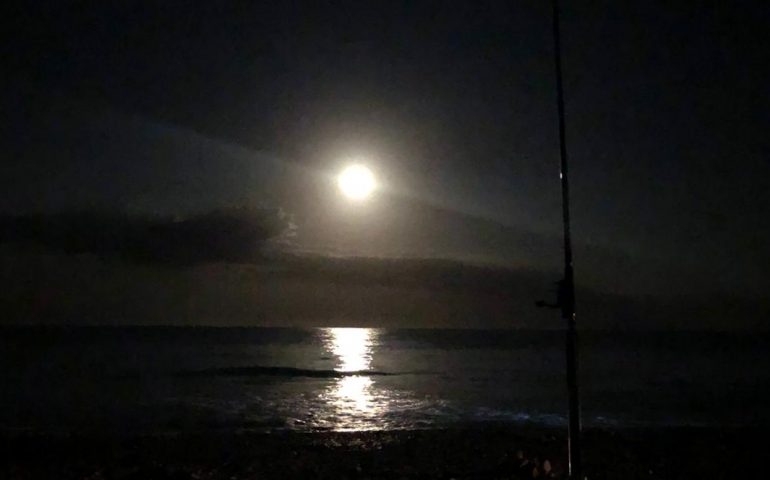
<box><xmin>320</xmin><ymin>328</ymin><xmax>383</xmax><ymax>428</ymax></box>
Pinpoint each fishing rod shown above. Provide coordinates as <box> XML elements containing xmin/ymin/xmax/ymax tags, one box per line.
<box><xmin>537</xmin><ymin>0</ymin><xmax>583</xmax><ymax>477</ymax></box>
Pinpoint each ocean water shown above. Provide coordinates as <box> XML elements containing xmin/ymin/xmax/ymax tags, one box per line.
<box><xmin>1</xmin><ymin>327</ymin><xmax>769</xmax><ymax>435</ymax></box>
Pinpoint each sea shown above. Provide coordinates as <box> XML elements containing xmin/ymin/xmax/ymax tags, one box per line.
<box><xmin>1</xmin><ymin>327</ymin><xmax>769</xmax><ymax>435</ymax></box>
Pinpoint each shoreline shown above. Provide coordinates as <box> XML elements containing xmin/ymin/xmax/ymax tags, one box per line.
<box><xmin>3</xmin><ymin>425</ymin><xmax>767</xmax><ymax>479</ymax></box>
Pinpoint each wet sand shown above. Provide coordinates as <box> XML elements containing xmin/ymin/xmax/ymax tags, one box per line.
<box><xmin>1</xmin><ymin>426</ymin><xmax>766</xmax><ymax>479</ymax></box>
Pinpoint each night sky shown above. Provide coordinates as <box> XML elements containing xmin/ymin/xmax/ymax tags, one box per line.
<box><xmin>2</xmin><ymin>1</ymin><xmax>768</xmax><ymax>327</ymax></box>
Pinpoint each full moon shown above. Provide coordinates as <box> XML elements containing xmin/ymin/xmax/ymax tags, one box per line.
<box><xmin>337</xmin><ymin>164</ymin><xmax>376</xmax><ymax>200</ymax></box>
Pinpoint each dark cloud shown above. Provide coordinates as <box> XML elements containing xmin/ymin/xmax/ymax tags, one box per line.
<box><xmin>0</xmin><ymin>208</ymin><xmax>291</xmax><ymax>266</ymax></box>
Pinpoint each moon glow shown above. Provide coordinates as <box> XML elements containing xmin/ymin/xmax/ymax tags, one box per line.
<box><xmin>337</xmin><ymin>164</ymin><xmax>376</xmax><ymax>200</ymax></box>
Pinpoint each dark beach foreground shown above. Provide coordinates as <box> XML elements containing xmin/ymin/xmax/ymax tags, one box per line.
<box><xmin>1</xmin><ymin>426</ymin><xmax>765</xmax><ymax>479</ymax></box>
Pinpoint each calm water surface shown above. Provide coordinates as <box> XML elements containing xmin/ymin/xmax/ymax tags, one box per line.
<box><xmin>1</xmin><ymin>327</ymin><xmax>769</xmax><ymax>434</ymax></box>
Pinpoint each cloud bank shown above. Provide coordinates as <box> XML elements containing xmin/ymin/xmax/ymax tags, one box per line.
<box><xmin>0</xmin><ymin>208</ymin><xmax>291</xmax><ymax>266</ymax></box>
